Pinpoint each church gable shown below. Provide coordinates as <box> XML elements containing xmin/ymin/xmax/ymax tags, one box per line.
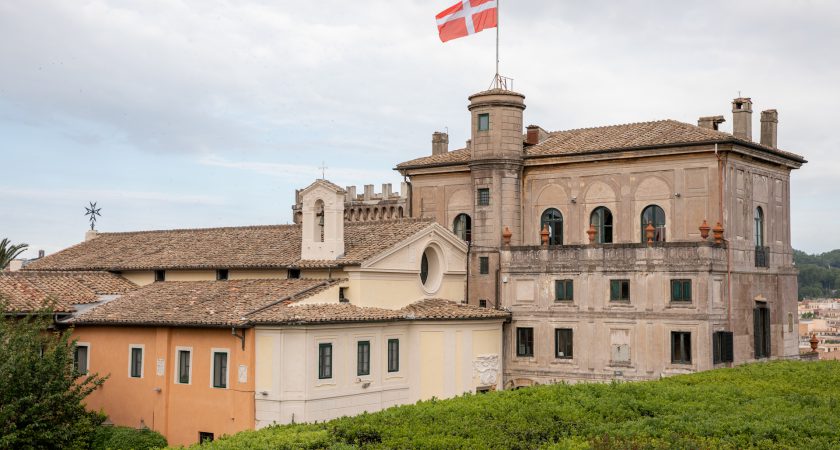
<box><xmin>360</xmin><ymin>222</ymin><xmax>467</xmax><ymax>274</ymax></box>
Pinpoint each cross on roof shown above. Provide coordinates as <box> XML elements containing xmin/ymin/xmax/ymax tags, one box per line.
<box><xmin>318</xmin><ymin>161</ymin><xmax>328</xmax><ymax>179</ymax></box>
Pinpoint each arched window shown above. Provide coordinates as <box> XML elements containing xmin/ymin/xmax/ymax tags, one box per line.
<box><xmin>590</xmin><ymin>207</ymin><xmax>613</xmax><ymax>244</ymax></box>
<box><xmin>452</xmin><ymin>214</ymin><xmax>472</xmax><ymax>242</ymax></box>
<box><xmin>314</xmin><ymin>199</ymin><xmax>325</xmax><ymax>243</ymax></box>
<box><xmin>754</xmin><ymin>206</ymin><xmax>764</xmax><ymax>247</ymax></box>
<box><xmin>540</xmin><ymin>208</ymin><xmax>563</xmax><ymax>245</ymax></box>
<box><xmin>640</xmin><ymin>205</ymin><xmax>666</xmax><ymax>243</ymax></box>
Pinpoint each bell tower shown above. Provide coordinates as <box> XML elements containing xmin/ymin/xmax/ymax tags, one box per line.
<box><xmin>467</xmin><ymin>88</ymin><xmax>526</xmax><ymax>306</ymax></box>
<box><xmin>300</xmin><ymin>179</ymin><xmax>346</xmax><ymax>261</ymax></box>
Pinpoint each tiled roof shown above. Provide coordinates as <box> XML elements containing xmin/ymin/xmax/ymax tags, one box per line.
<box><xmin>0</xmin><ymin>271</ymin><xmax>136</xmax><ymax>313</ymax></box>
<box><xmin>72</xmin><ymin>278</ymin><xmax>336</xmax><ymax>326</ymax></box>
<box><xmin>395</xmin><ymin>120</ymin><xmax>804</xmax><ymax>169</ymax></box>
<box><xmin>70</xmin><ymin>278</ymin><xmax>508</xmax><ymax>327</ymax></box>
<box><xmin>395</xmin><ymin>148</ymin><xmax>471</xmax><ymax>169</ymax></box>
<box><xmin>25</xmin><ymin>218</ymin><xmax>435</xmax><ymax>272</ymax></box>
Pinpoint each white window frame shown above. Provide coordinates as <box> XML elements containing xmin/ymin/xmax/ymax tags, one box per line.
<box><xmin>128</xmin><ymin>344</ymin><xmax>144</xmax><ymax>379</ymax></box>
<box><xmin>385</xmin><ymin>335</ymin><xmax>403</xmax><ymax>377</ymax></box>
<box><xmin>315</xmin><ymin>339</ymin><xmax>336</xmax><ymax>386</ymax></box>
<box><xmin>75</xmin><ymin>342</ymin><xmax>91</xmax><ymax>374</ymax></box>
<box><xmin>209</xmin><ymin>348</ymin><xmax>230</xmax><ymax>389</ymax></box>
<box><xmin>174</xmin><ymin>346</ymin><xmax>193</xmax><ymax>385</ymax></box>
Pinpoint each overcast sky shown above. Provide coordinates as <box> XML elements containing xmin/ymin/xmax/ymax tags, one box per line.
<box><xmin>2</xmin><ymin>0</ymin><xmax>838</xmax><ymax>258</ymax></box>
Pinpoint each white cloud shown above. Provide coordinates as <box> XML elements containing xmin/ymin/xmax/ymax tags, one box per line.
<box><xmin>0</xmin><ymin>187</ymin><xmax>223</xmax><ymax>206</ymax></box>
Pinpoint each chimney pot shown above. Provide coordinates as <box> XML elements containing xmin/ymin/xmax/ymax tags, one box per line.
<box><xmin>731</xmin><ymin>97</ymin><xmax>753</xmax><ymax>141</ymax></box>
<box><xmin>432</xmin><ymin>132</ymin><xmax>449</xmax><ymax>155</ymax></box>
<box><xmin>363</xmin><ymin>184</ymin><xmax>374</xmax><ymax>201</ymax></box>
<box><xmin>760</xmin><ymin>109</ymin><xmax>778</xmax><ymax>148</ymax></box>
<box><xmin>38</xmin><ymin>249</ymin><xmax>45</xmax><ymax>259</ymax></box>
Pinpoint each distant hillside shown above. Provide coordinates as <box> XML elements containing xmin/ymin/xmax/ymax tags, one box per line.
<box><xmin>795</xmin><ymin>249</ymin><xmax>840</xmax><ymax>299</ymax></box>
<box><xmin>190</xmin><ymin>361</ymin><xmax>840</xmax><ymax>450</ymax></box>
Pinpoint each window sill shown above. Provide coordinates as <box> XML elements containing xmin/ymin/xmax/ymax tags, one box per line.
<box><xmin>552</xmin><ymin>301</ymin><xmax>575</xmax><ymax>306</ymax></box>
<box><xmin>608</xmin><ymin>361</ymin><xmax>633</xmax><ymax>368</ymax></box>
<box><xmin>667</xmin><ymin>302</ymin><xmax>695</xmax><ymax>309</ymax></box>
<box><xmin>607</xmin><ymin>301</ymin><xmax>633</xmax><ymax>308</ymax></box>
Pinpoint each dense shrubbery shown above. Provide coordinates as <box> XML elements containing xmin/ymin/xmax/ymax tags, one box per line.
<box><xmin>192</xmin><ymin>361</ymin><xmax>840</xmax><ymax>449</ymax></box>
<box><xmin>92</xmin><ymin>426</ymin><xmax>168</xmax><ymax>450</ymax></box>
<box><xmin>795</xmin><ymin>249</ymin><xmax>840</xmax><ymax>299</ymax></box>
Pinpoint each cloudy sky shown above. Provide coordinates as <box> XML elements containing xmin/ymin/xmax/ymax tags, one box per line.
<box><xmin>1</xmin><ymin>0</ymin><xmax>838</xmax><ymax>258</ymax></box>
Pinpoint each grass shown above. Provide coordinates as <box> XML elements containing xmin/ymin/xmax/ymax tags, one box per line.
<box><xmin>189</xmin><ymin>360</ymin><xmax>840</xmax><ymax>449</ymax></box>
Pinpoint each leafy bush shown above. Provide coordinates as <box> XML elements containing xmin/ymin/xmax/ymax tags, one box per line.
<box><xmin>189</xmin><ymin>361</ymin><xmax>840</xmax><ymax>450</ymax></box>
<box><xmin>93</xmin><ymin>426</ymin><xmax>168</xmax><ymax>450</ymax></box>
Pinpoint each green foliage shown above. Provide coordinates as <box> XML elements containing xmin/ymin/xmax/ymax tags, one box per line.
<box><xmin>0</xmin><ymin>309</ymin><xmax>108</xmax><ymax>449</ymax></box>
<box><xmin>188</xmin><ymin>361</ymin><xmax>840</xmax><ymax>450</ymax></box>
<box><xmin>794</xmin><ymin>249</ymin><xmax>840</xmax><ymax>299</ymax></box>
<box><xmin>92</xmin><ymin>426</ymin><xmax>168</xmax><ymax>450</ymax></box>
<box><xmin>0</xmin><ymin>237</ymin><xmax>28</xmax><ymax>269</ymax></box>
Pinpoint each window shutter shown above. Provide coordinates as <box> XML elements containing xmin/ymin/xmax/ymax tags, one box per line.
<box><xmin>713</xmin><ymin>332</ymin><xmax>721</xmax><ymax>364</ymax></box>
<box><xmin>753</xmin><ymin>308</ymin><xmax>761</xmax><ymax>358</ymax></box>
<box><xmin>724</xmin><ymin>332</ymin><xmax>734</xmax><ymax>363</ymax></box>
<box><xmin>566</xmin><ymin>281</ymin><xmax>573</xmax><ymax>301</ymax></box>
<box><xmin>671</xmin><ymin>281</ymin><xmax>680</xmax><ymax>301</ymax></box>
<box><xmin>684</xmin><ymin>282</ymin><xmax>691</xmax><ymax>301</ymax></box>
<box><xmin>762</xmin><ymin>308</ymin><xmax>771</xmax><ymax>357</ymax></box>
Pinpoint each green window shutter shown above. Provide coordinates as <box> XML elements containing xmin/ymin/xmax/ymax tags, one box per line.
<box><xmin>754</xmin><ymin>308</ymin><xmax>762</xmax><ymax>358</ymax></box>
<box><xmin>566</xmin><ymin>280</ymin><xmax>573</xmax><ymax>301</ymax></box>
<box><xmin>610</xmin><ymin>280</ymin><xmax>619</xmax><ymax>300</ymax></box>
<box><xmin>684</xmin><ymin>281</ymin><xmax>692</xmax><ymax>301</ymax></box>
<box><xmin>671</xmin><ymin>280</ymin><xmax>680</xmax><ymax>301</ymax></box>
<box><xmin>724</xmin><ymin>332</ymin><xmax>734</xmax><ymax>362</ymax></box>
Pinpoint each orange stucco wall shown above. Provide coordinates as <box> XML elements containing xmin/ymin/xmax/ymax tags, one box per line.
<box><xmin>73</xmin><ymin>326</ymin><xmax>255</xmax><ymax>446</ymax></box>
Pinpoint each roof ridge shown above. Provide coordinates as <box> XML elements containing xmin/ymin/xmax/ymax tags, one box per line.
<box><xmin>547</xmin><ymin>119</ymin><xmax>675</xmax><ymax>135</ymax></box>
<box><xmin>96</xmin><ymin>223</ymin><xmax>298</xmax><ymax>236</ymax></box>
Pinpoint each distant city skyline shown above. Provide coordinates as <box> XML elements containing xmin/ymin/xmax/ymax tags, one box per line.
<box><xmin>2</xmin><ymin>1</ymin><xmax>838</xmax><ymax>257</ymax></box>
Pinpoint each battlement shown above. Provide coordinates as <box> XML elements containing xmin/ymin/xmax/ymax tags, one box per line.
<box><xmin>292</xmin><ymin>182</ymin><xmax>409</xmax><ymax>224</ymax></box>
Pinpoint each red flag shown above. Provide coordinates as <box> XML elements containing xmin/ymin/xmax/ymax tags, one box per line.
<box><xmin>436</xmin><ymin>0</ymin><xmax>497</xmax><ymax>43</ymax></box>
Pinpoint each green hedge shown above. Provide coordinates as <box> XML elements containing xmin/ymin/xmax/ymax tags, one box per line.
<box><xmin>93</xmin><ymin>425</ymin><xmax>167</xmax><ymax>450</ymax></box>
<box><xmin>191</xmin><ymin>361</ymin><xmax>840</xmax><ymax>449</ymax></box>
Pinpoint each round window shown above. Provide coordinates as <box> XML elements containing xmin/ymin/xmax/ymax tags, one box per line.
<box><xmin>420</xmin><ymin>252</ymin><xmax>429</xmax><ymax>285</ymax></box>
<box><xmin>419</xmin><ymin>246</ymin><xmax>442</xmax><ymax>293</ymax></box>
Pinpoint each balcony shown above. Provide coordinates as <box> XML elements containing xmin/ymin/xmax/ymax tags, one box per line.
<box><xmin>755</xmin><ymin>246</ymin><xmax>770</xmax><ymax>268</ymax></box>
<box><xmin>502</xmin><ymin>242</ymin><xmax>728</xmax><ymax>274</ymax></box>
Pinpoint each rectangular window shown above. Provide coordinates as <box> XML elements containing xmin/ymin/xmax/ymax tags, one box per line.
<box><xmin>713</xmin><ymin>331</ymin><xmax>734</xmax><ymax>364</ymax></box>
<box><xmin>318</xmin><ymin>343</ymin><xmax>332</xmax><ymax>379</ymax></box>
<box><xmin>555</xmin><ymin>328</ymin><xmax>573</xmax><ymax>359</ymax></box>
<box><xmin>754</xmin><ymin>305</ymin><xmax>771</xmax><ymax>358</ymax></box>
<box><xmin>478</xmin><ymin>113</ymin><xmax>490</xmax><ymax>131</ymax></box>
<box><xmin>479</xmin><ymin>256</ymin><xmax>489</xmax><ymax>275</ymax></box>
<box><xmin>177</xmin><ymin>349</ymin><xmax>191</xmax><ymax>384</ymax></box>
<box><xmin>198</xmin><ymin>432</ymin><xmax>214</xmax><ymax>443</ymax></box>
<box><xmin>288</xmin><ymin>269</ymin><xmax>301</xmax><ymax>279</ymax></box>
<box><xmin>477</xmin><ymin>188</ymin><xmax>490</xmax><ymax>206</ymax></box>
<box><xmin>129</xmin><ymin>346</ymin><xmax>143</xmax><ymax>378</ymax></box>
<box><xmin>671</xmin><ymin>331</ymin><xmax>692</xmax><ymax>364</ymax></box>
<box><xmin>479</xmin><ymin>299</ymin><xmax>487</xmax><ymax>308</ymax></box>
<box><xmin>610</xmin><ymin>280</ymin><xmax>630</xmax><ymax>302</ymax></box>
<box><xmin>357</xmin><ymin>341</ymin><xmax>370</xmax><ymax>376</ymax></box>
<box><xmin>670</xmin><ymin>279</ymin><xmax>692</xmax><ymax>302</ymax></box>
<box><xmin>212</xmin><ymin>351</ymin><xmax>228</xmax><ymax>388</ymax></box>
<box><xmin>216</xmin><ymin>269</ymin><xmax>229</xmax><ymax>281</ymax></box>
<box><xmin>339</xmin><ymin>287</ymin><xmax>348</xmax><ymax>303</ymax></box>
<box><xmin>74</xmin><ymin>344</ymin><xmax>89</xmax><ymax>374</ymax></box>
<box><xmin>387</xmin><ymin>339</ymin><xmax>399</xmax><ymax>373</ymax></box>
<box><xmin>154</xmin><ymin>270</ymin><xmax>165</xmax><ymax>282</ymax></box>
<box><xmin>555</xmin><ymin>280</ymin><xmax>574</xmax><ymax>302</ymax></box>
<box><xmin>516</xmin><ymin>327</ymin><xmax>534</xmax><ymax>357</ymax></box>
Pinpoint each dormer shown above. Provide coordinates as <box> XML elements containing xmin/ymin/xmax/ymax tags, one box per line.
<box><xmin>300</xmin><ymin>179</ymin><xmax>346</xmax><ymax>261</ymax></box>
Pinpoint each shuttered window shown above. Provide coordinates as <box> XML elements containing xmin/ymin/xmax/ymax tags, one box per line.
<box><xmin>671</xmin><ymin>332</ymin><xmax>692</xmax><ymax>364</ymax></box>
<box><xmin>212</xmin><ymin>351</ymin><xmax>228</xmax><ymax>388</ymax></box>
<box><xmin>387</xmin><ymin>339</ymin><xmax>399</xmax><ymax>373</ymax></box>
<box><xmin>754</xmin><ymin>305</ymin><xmax>771</xmax><ymax>358</ymax></box>
<box><xmin>357</xmin><ymin>341</ymin><xmax>370</xmax><ymax>376</ymax></box>
<box><xmin>516</xmin><ymin>327</ymin><xmax>534</xmax><ymax>357</ymax></box>
<box><xmin>319</xmin><ymin>343</ymin><xmax>333</xmax><ymax>379</ymax></box>
<box><xmin>670</xmin><ymin>279</ymin><xmax>692</xmax><ymax>302</ymax></box>
<box><xmin>555</xmin><ymin>328</ymin><xmax>573</xmax><ymax>359</ymax></box>
<box><xmin>713</xmin><ymin>331</ymin><xmax>734</xmax><ymax>364</ymax></box>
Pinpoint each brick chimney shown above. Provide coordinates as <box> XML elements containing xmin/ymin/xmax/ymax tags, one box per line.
<box><xmin>697</xmin><ymin>115</ymin><xmax>726</xmax><ymax>131</ymax></box>
<box><xmin>525</xmin><ymin>125</ymin><xmax>548</xmax><ymax>145</ymax></box>
<box><xmin>760</xmin><ymin>109</ymin><xmax>778</xmax><ymax>148</ymax></box>
<box><xmin>432</xmin><ymin>132</ymin><xmax>449</xmax><ymax>155</ymax></box>
<box><xmin>731</xmin><ymin>97</ymin><xmax>753</xmax><ymax>141</ymax></box>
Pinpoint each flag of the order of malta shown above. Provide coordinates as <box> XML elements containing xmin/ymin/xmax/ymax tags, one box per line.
<box><xmin>436</xmin><ymin>0</ymin><xmax>498</xmax><ymax>42</ymax></box>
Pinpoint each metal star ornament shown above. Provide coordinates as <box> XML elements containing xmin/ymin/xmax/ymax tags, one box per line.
<box><xmin>84</xmin><ymin>201</ymin><xmax>102</xmax><ymax>231</ymax></box>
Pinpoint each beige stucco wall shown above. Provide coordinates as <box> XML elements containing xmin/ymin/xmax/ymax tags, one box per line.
<box><xmin>253</xmin><ymin>319</ymin><xmax>503</xmax><ymax>427</ymax></box>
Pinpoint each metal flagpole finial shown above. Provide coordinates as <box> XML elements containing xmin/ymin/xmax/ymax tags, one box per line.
<box><xmin>84</xmin><ymin>201</ymin><xmax>102</xmax><ymax>231</ymax></box>
<box><xmin>318</xmin><ymin>161</ymin><xmax>328</xmax><ymax>180</ymax></box>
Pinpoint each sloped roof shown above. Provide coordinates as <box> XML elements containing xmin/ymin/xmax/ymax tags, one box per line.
<box><xmin>0</xmin><ymin>271</ymin><xmax>136</xmax><ymax>313</ymax></box>
<box><xmin>72</xmin><ymin>278</ymin><xmax>336</xmax><ymax>327</ymax></box>
<box><xmin>70</xmin><ymin>278</ymin><xmax>508</xmax><ymax>327</ymax></box>
<box><xmin>25</xmin><ymin>218</ymin><xmax>435</xmax><ymax>272</ymax></box>
<box><xmin>395</xmin><ymin>120</ymin><xmax>804</xmax><ymax>170</ymax></box>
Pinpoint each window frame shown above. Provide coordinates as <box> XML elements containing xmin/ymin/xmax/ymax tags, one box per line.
<box><xmin>477</xmin><ymin>188</ymin><xmax>490</xmax><ymax>206</ymax></box>
<box><xmin>670</xmin><ymin>279</ymin><xmax>692</xmax><ymax>303</ymax></box>
<box><xmin>590</xmin><ymin>206</ymin><xmax>614</xmax><ymax>244</ymax></box>
<box><xmin>713</xmin><ymin>331</ymin><xmax>734</xmax><ymax>364</ymax></box>
<box><xmin>754</xmin><ymin>305</ymin><xmax>771</xmax><ymax>359</ymax></box>
<box><xmin>671</xmin><ymin>331</ymin><xmax>692</xmax><ymax>364</ymax></box>
<box><xmin>555</xmin><ymin>328</ymin><xmax>573</xmax><ymax>359</ymax></box>
<box><xmin>198</xmin><ymin>432</ymin><xmax>214</xmax><ymax>443</ymax></box>
<box><xmin>541</xmin><ymin>208</ymin><xmax>564</xmax><ymax>245</ymax></box>
<box><xmin>74</xmin><ymin>342</ymin><xmax>90</xmax><ymax>374</ymax></box>
<box><xmin>387</xmin><ymin>338</ymin><xmax>400</xmax><ymax>373</ymax></box>
<box><xmin>210</xmin><ymin>348</ymin><xmax>230</xmax><ymax>389</ymax></box>
<box><xmin>216</xmin><ymin>269</ymin><xmax>229</xmax><ymax>281</ymax></box>
<box><xmin>154</xmin><ymin>270</ymin><xmax>165</xmax><ymax>282</ymax></box>
<box><xmin>175</xmin><ymin>347</ymin><xmax>193</xmax><ymax>385</ymax></box>
<box><xmin>452</xmin><ymin>213</ymin><xmax>472</xmax><ymax>242</ymax></box>
<box><xmin>318</xmin><ymin>342</ymin><xmax>333</xmax><ymax>380</ymax></box>
<box><xmin>554</xmin><ymin>279</ymin><xmax>574</xmax><ymax>302</ymax></box>
<box><xmin>477</xmin><ymin>113</ymin><xmax>490</xmax><ymax>131</ymax></box>
<box><xmin>609</xmin><ymin>279</ymin><xmax>630</xmax><ymax>302</ymax></box>
<box><xmin>479</xmin><ymin>299</ymin><xmax>488</xmax><ymax>308</ymax></box>
<box><xmin>129</xmin><ymin>344</ymin><xmax>144</xmax><ymax>379</ymax></box>
<box><xmin>479</xmin><ymin>256</ymin><xmax>489</xmax><ymax>275</ymax></box>
<box><xmin>357</xmin><ymin>340</ymin><xmax>371</xmax><ymax>377</ymax></box>
<box><xmin>640</xmin><ymin>204</ymin><xmax>666</xmax><ymax>243</ymax></box>
<box><xmin>516</xmin><ymin>327</ymin><xmax>534</xmax><ymax>357</ymax></box>
<box><xmin>754</xmin><ymin>206</ymin><xmax>765</xmax><ymax>247</ymax></box>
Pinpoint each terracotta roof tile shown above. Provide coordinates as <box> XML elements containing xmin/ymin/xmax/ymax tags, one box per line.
<box><xmin>72</xmin><ymin>278</ymin><xmax>336</xmax><ymax>326</ymax></box>
<box><xmin>26</xmin><ymin>219</ymin><xmax>435</xmax><ymax>272</ymax></box>
<box><xmin>395</xmin><ymin>148</ymin><xmax>471</xmax><ymax>169</ymax></box>
<box><xmin>401</xmin><ymin>298</ymin><xmax>510</xmax><ymax>320</ymax></box>
<box><xmin>0</xmin><ymin>271</ymin><xmax>136</xmax><ymax>313</ymax></box>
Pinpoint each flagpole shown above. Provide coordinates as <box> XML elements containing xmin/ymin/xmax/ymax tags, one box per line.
<box><xmin>495</xmin><ymin>0</ymin><xmax>500</xmax><ymax>80</ymax></box>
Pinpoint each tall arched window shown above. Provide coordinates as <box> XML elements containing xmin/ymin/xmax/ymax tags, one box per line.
<box><xmin>754</xmin><ymin>206</ymin><xmax>764</xmax><ymax>247</ymax></box>
<box><xmin>314</xmin><ymin>199</ymin><xmax>325</xmax><ymax>243</ymax></box>
<box><xmin>452</xmin><ymin>214</ymin><xmax>472</xmax><ymax>242</ymax></box>
<box><xmin>590</xmin><ymin>207</ymin><xmax>613</xmax><ymax>244</ymax></box>
<box><xmin>540</xmin><ymin>208</ymin><xmax>563</xmax><ymax>245</ymax></box>
<box><xmin>640</xmin><ymin>205</ymin><xmax>666</xmax><ymax>243</ymax></box>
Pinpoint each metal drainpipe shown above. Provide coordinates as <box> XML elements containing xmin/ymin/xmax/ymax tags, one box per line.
<box><xmin>465</xmin><ymin>240</ymin><xmax>471</xmax><ymax>304</ymax></box>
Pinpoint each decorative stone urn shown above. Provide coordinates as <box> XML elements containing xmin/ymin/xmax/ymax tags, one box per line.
<box><xmin>810</xmin><ymin>333</ymin><xmax>819</xmax><ymax>352</ymax></box>
<box><xmin>586</xmin><ymin>223</ymin><xmax>596</xmax><ymax>244</ymax></box>
<box><xmin>502</xmin><ymin>226</ymin><xmax>512</xmax><ymax>246</ymax></box>
<box><xmin>699</xmin><ymin>220</ymin><xmax>711</xmax><ymax>240</ymax></box>
<box><xmin>712</xmin><ymin>222</ymin><xmax>724</xmax><ymax>244</ymax></box>
<box><xmin>645</xmin><ymin>222</ymin><xmax>655</xmax><ymax>246</ymax></box>
<box><xmin>540</xmin><ymin>224</ymin><xmax>550</xmax><ymax>246</ymax></box>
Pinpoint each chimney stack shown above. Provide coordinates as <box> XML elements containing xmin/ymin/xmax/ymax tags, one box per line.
<box><xmin>760</xmin><ymin>109</ymin><xmax>778</xmax><ymax>148</ymax></box>
<box><xmin>38</xmin><ymin>249</ymin><xmax>45</xmax><ymax>259</ymax></box>
<box><xmin>432</xmin><ymin>132</ymin><xmax>449</xmax><ymax>155</ymax></box>
<box><xmin>698</xmin><ymin>115</ymin><xmax>726</xmax><ymax>131</ymax></box>
<box><xmin>731</xmin><ymin>97</ymin><xmax>753</xmax><ymax>141</ymax></box>
<box><xmin>525</xmin><ymin>125</ymin><xmax>548</xmax><ymax>145</ymax></box>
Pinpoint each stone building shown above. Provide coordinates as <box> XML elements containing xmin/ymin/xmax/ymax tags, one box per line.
<box><xmin>396</xmin><ymin>88</ymin><xmax>806</xmax><ymax>385</ymax></box>
<box><xmin>292</xmin><ymin>182</ymin><xmax>409</xmax><ymax>224</ymax></box>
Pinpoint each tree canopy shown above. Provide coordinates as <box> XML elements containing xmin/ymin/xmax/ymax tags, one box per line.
<box><xmin>0</xmin><ymin>238</ymin><xmax>29</xmax><ymax>270</ymax></box>
<box><xmin>794</xmin><ymin>249</ymin><xmax>840</xmax><ymax>299</ymax></box>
